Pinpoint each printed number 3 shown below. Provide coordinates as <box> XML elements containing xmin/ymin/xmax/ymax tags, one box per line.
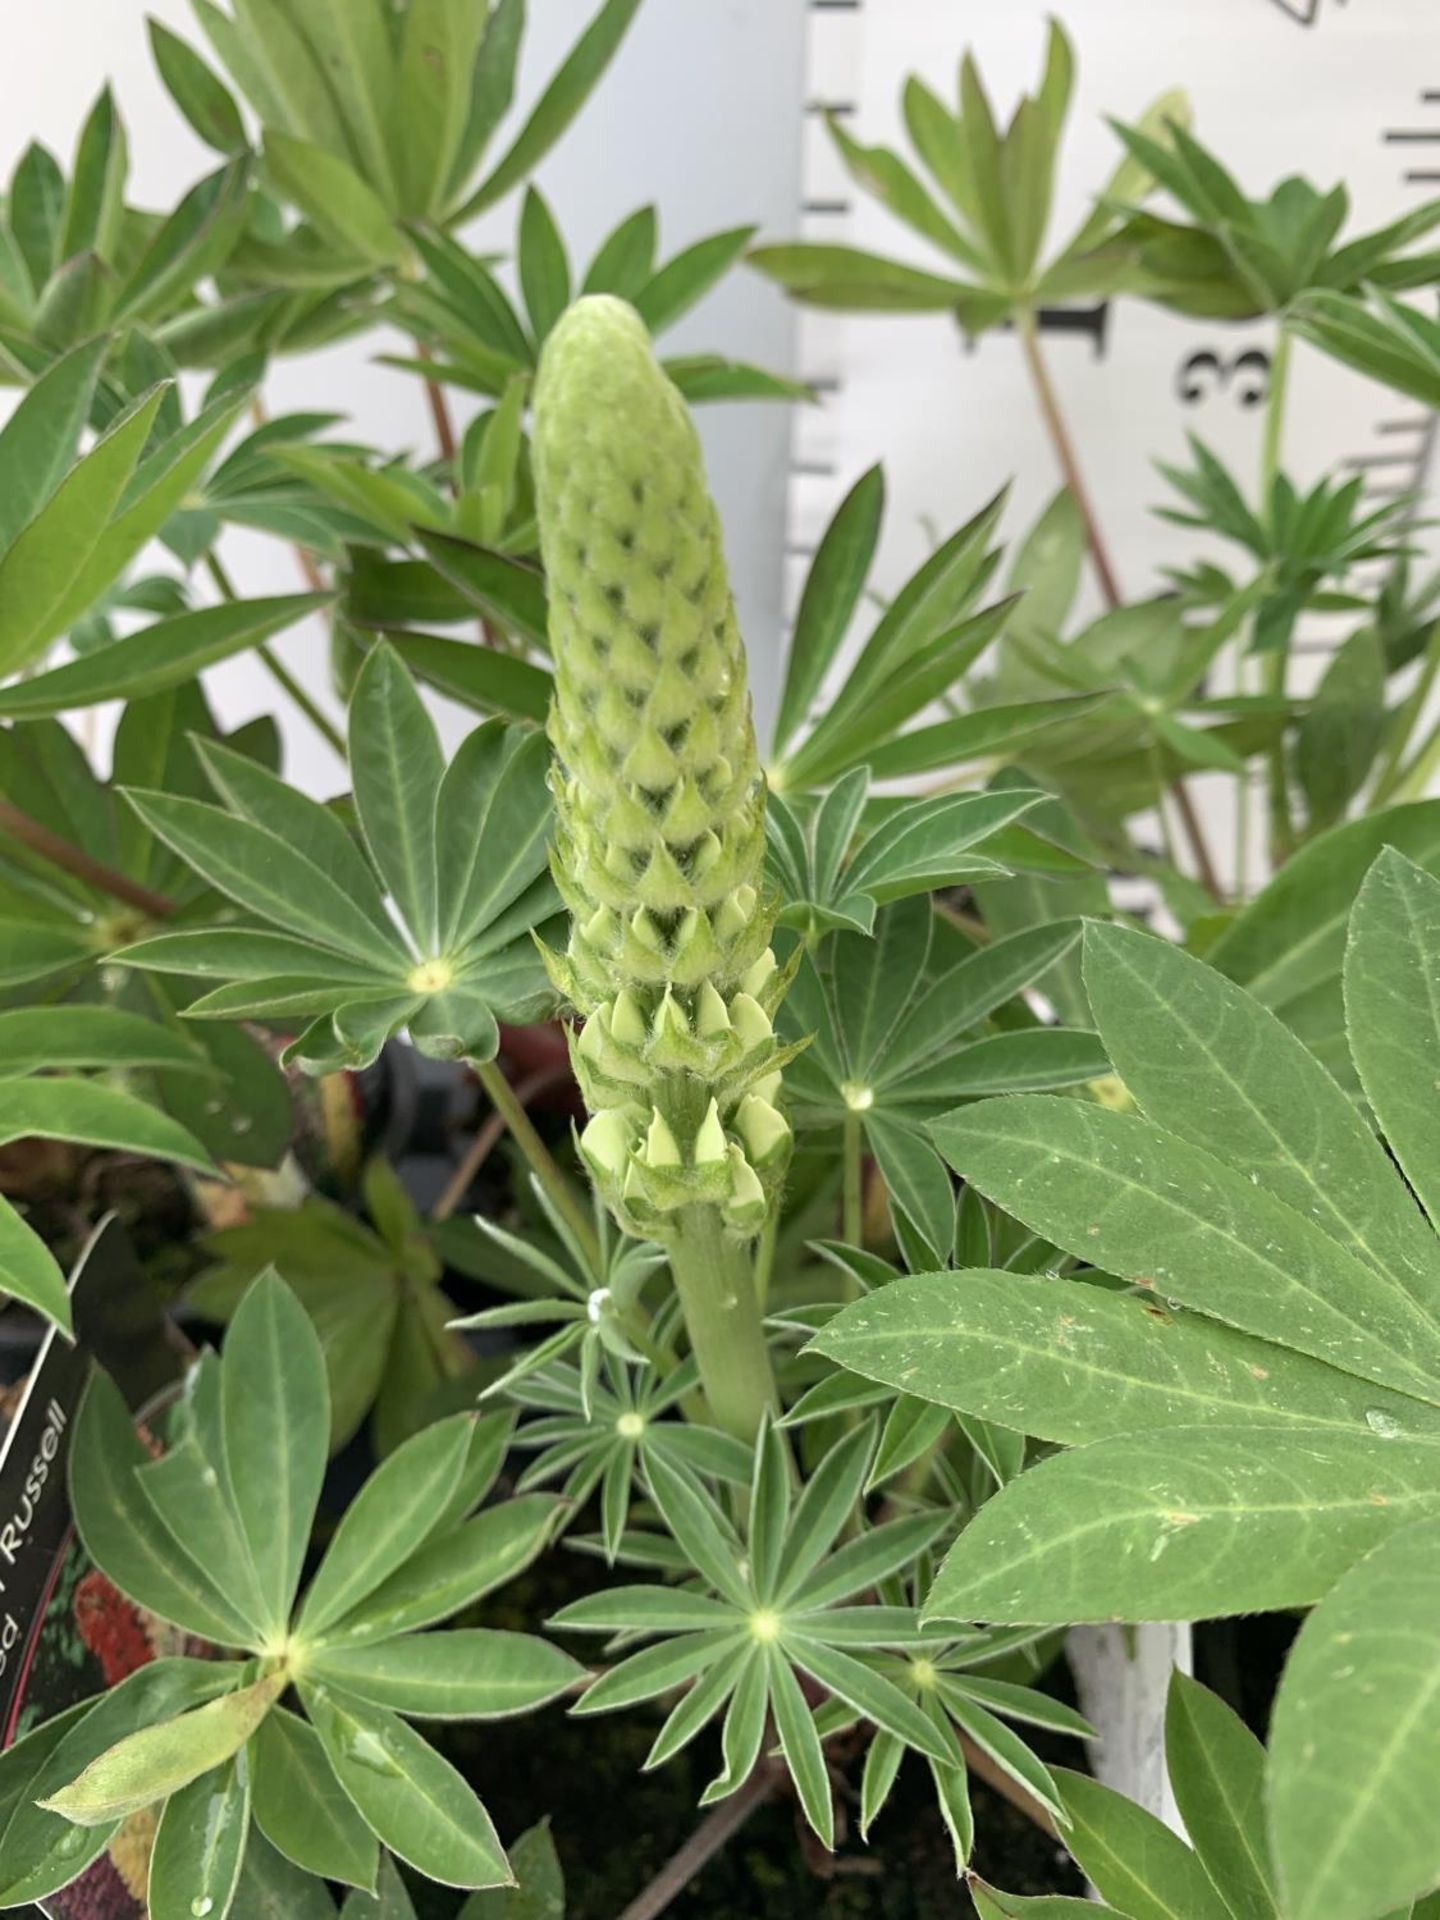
<box><xmin>1176</xmin><ymin>347</ymin><xmax>1272</xmax><ymax>407</ymax></box>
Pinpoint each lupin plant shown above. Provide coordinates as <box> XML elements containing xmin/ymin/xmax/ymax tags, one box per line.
<box><xmin>534</xmin><ymin>295</ymin><xmax>795</xmax><ymax>1440</ymax></box>
<box><xmin>7</xmin><ymin>5</ymin><xmax>1440</xmax><ymax>1917</ymax></box>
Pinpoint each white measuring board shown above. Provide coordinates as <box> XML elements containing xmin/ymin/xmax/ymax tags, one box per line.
<box><xmin>786</xmin><ymin>0</ymin><xmax>1440</xmax><ymax>888</ymax></box>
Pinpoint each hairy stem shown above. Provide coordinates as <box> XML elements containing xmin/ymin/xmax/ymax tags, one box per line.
<box><xmin>204</xmin><ymin>552</ymin><xmax>345</xmax><ymax>758</ymax></box>
<box><xmin>668</xmin><ymin>1206</ymin><xmax>776</xmax><ymax>1441</ymax></box>
<box><xmin>0</xmin><ymin>798</ymin><xmax>175</xmax><ymax>921</ymax></box>
<box><xmin>473</xmin><ymin>1056</ymin><xmax>601</xmax><ymax>1270</ymax></box>
<box><xmin>842</xmin><ymin>1111</ymin><xmax>864</xmax><ymax>1249</ymax></box>
<box><xmin>1015</xmin><ymin>308</ymin><xmax>1222</xmax><ymax>900</ymax></box>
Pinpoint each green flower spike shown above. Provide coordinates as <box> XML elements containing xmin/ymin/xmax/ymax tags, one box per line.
<box><xmin>534</xmin><ymin>295</ymin><xmax>794</xmax><ymax>1244</ymax></box>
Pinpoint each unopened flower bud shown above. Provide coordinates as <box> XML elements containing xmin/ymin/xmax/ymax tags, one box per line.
<box><xmin>580</xmin><ymin>1110</ymin><xmax>633</xmax><ymax>1179</ymax></box>
<box><xmin>735</xmin><ymin>1094</ymin><xmax>790</xmax><ymax>1167</ymax></box>
<box><xmin>644</xmin><ymin>1108</ymin><xmax>682</xmax><ymax>1169</ymax></box>
<box><xmin>694</xmin><ymin>1100</ymin><xmax>728</xmax><ymax>1167</ymax></box>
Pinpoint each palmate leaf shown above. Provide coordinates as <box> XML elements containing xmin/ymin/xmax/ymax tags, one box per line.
<box><xmin>811</xmin><ymin>1270</ymin><xmax>1440</xmax><ymax>1448</ymax></box>
<box><xmin>925</xmin><ymin>1425</ymin><xmax>1440</xmax><ymax>1625</ymax></box>
<box><xmin>934</xmin><ymin>1092</ymin><xmax>1440</xmax><ymax>1405</ymax></box>
<box><xmin>119</xmin><ymin>646</ymin><xmax>558</xmax><ymax>1071</ymax></box>
<box><xmin>552</xmin><ymin>1422</ymin><xmax>958</xmax><ymax>1845</ymax></box>
<box><xmin>900</xmin><ymin>854</ymin><xmax>1440</xmax><ymax>1881</ymax></box>
<box><xmin>767</xmin><ymin>780</ymin><xmax>1059</xmax><ymax>938</ymax></box>
<box><xmin>782</xmin><ymin>900</ymin><xmax>1105</xmax><ymax>1265</ymax></box>
<box><xmin>194</xmin><ymin>1174</ymin><xmax>475</xmax><ymax>1455</ymax></box>
<box><xmin>49</xmin><ymin>1272</ymin><xmax>568</xmax><ymax>1906</ymax></box>
<box><xmin>1081</xmin><ymin>920</ymin><xmax>1440</xmax><ymax>1314</ymax></box>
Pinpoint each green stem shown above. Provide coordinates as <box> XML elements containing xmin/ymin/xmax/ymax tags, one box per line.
<box><xmin>1260</xmin><ymin>329</ymin><xmax>1292</xmax><ymax>500</ymax></box>
<box><xmin>842</xmin><ymin>1111</ymin><xmax>864</xmax><ymax>1249</ymax></box>
<box><xmin>753</xmin><ymin>1208</ymin><xmax>778</xmax><ymax>1309</ymax></box>
<box><xmin>668</xmin><ymin>1206</ymin><xmax>776</xmax><ymax>1442</ymax></box>
<box><xmin>204</xmin><ymin>551</ymin><xmax>346</xmax><ymax>758</ymax></box>
<box><xmin>1260</xmin><ymin>331</ymin><xmax>1296</xmax><ymax>865</ymax></box>
<box><xmin>473</xmin><ymin>1057</ymin><xmax>602</xmax><ymax>1271</ymax></box>
<box><xmin>1383</xmin><ymin>705</ymin><xmax>1440</xmax><ymax>806</ymax></box>
<box><xmin>1373</xmin><ymin>616</ymin><xmax>1440</xmax><ymax>805</ymax></box>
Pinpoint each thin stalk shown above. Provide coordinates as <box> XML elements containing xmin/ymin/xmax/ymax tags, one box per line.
<box><xmin>473</xmin><ymin>1056</ymin><xmax>601</xmax><ymax>1270</ymax></box>
<box><xmin>1152</xmin><ymin>763</ymin><xmax>1180</xmax><ymax>869</ymax></box>
<box><xmin>414</xmin><ymin>339</ymin><xmax>459</xmax><ymax>467</ymax></box>
<box><xmin>1260</xmin><ymin>331</ymin><xmax>1296</xmax><ymax>865</ymax></box>
<box><xmin>1168</xmin><ymin>775</ymin><xmax>1223</xmax><ymax>900</ymax></box>
<box><xmin>431</xmin><ymin>1066</ymin><xmax>566</xmax><ymax>1221</ymax></box>
<box><xmin>204</xmin><ymin>552</ymin><xmax>345</xmax><ymax>758</ymax></box>
<box><xmin>1260</xmin><ymin>329</ymin><xmax>1291</xmax><ymax>500</ymax></box>
<box><xmin>960</xmin><ymin>1732</ymin><xmax>1060</xmax><ymax>1837</ymax></box>
<box><xmin>1015</xmin><ymin>308</ymin><xmax>1222</xmax><ymax>900</ymax></box>
<box><xmin>1016</xmin><ymin>309</ymin><xmax>1123</xmax><ymax>609</ymax></box>
<box><xmin>1383</xmin><ymin>707</ymin><xmax>1440</xmax><ymax>805</ymax></box>
<box><xmin>1372</xmin><ymin>616</ymin><xmax>1440</xmax><ymax>805</ymax></box>
<box><xmin>932</xmin><ymin>898</ymin><xmax>991</xmax><ymax>944</ymax></box>
<box><xmin>0</xmin><ymin>798</ymin><xmax>175</xmax><ymax>921</ymax></box>
<box><xmin>1234</xmin><ymin>650</ymin><xmax>1253</xmax><ymax>901</ymax></box>
<box><xmin>841</xmin><ymin>1111</ymin><xmax>864</xmax><ymax>1248</ymax></box>
<box><xmin>617</xmin><ymin>1762</ymin><xmax>781</xmax><ymax>1920</ymax></box>
<box><xmin>668</xmin><ymin>1205</ymin><xmax>776</xmax><ymax>1441</ymax></box>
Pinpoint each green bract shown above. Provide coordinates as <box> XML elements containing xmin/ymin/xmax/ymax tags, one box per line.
<box><xmin>534</xmin><ymin>295</ymin><xmax>793</xmax><ymax>1240</ymax></box>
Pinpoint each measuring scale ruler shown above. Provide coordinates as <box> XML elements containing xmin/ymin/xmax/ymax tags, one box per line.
<box><xmin>781</xmin><ymin>0</ymin><xmax>1440</xmax><ymax>1834</ymax></box>
<box><xmin>785</xmin><ymin>0</ymin><xmax>1440</xmax><ymax>901</ymax></box>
